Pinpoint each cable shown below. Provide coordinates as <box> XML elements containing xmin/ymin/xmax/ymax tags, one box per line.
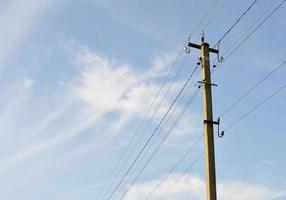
<box><xmin>105</xmin><ymin>55</ymin><xmax>189</xmax><ymax>195</ymax></box>
<box><xmin>193</xmin><ymin>0</ymin><xmax>230</xmax><ymax>42</ymax></box>
<box><xmin>113</xmin><ymin>54</ymin><xmax>189</xmax><ymax>180</ymax></box>
<box><xmin>158</xmin><ymin>135</ymin><xmax>221</xmax><ymax>200</ymax></box>
<box><xmin>143</xmin><ymin>135</ymin><xmax>204</xmax><ymax>200</ymax></box>
<box><xmin>124</xmin><ymin>65</ymin><xmax>201</xmax><ymax>189</ymax></box>
<box><xmin>190</xmin><ymin>0</ymin><xmax>221</xmax><ymax>35</ymax></box>
<box><xmin>118</xmin><ymin>87</ymin><xmax>201</xmax><ymax>200</ymax></box>
<box><xmin>158</xmin><ymin>151</ymin><xmax>205</xmax><ymax>200</ymax></box>
<box><xmin>223</xmin><ymin>0</ymin><xmax>285</xmax><ymax>62</ymax></box>
<box><xmin>118</xmin><ymin>68</ymin><xmax>201</xmax><ymax>200</ymax></box>
<box><xmin>222</xmin><ymin>83</ymin><xmax>286</xmax><ymax>133</ymax></box>
<box><xmin>213</xmin><ymin>0</ymin><xmax>258</xmax><ymax>48</ymax></box>
<box><xmin>219</xmin><ymin>60</ymin><xmax>286</xmax><ymax>118</ymax></box>
<box><xmin>134</xmin><ymin>65</ymin><xmax>201</xmax><ymax>169</ymax></box>
<box><xmin>201</xmin><ymin>0</ymin><xmax>229</xmax><ymax>32</ymax></box>
<box><xmin>96</xmin><ymin>45</ymin><xmax>187</xmax><ymax>200</ymax></box>
<box><xmin>214</xmin><ymin>0</ymin><xmax>285</xmax><ymax>70</ymax></box>
<box><xmin>106</xmin><ymin>62</ymin><xmax>201</xmax><ymax>200</ymax></box>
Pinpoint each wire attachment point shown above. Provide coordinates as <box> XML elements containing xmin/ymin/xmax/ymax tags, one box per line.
<box><xmin>217</xmin><ymin>42</ymin><xmax>223</xmax><ymax>62</ymax></box>
<box><xmin>203</xmin><ymin>118</ymin><xmax>223</xmax><ymax>138</ymax></box>
<box><xmin>217</xmin><ymin>42</ymin><xmax>223</xmax><ymax>63</ymax></box>
<box><xmin>218</xmin><ymin>130</ymin><xmax>224</xmax><ymax>138</ymax></box>
<box><xmin>198</xmin><ymin>81</ymin><xmax>218</xmax><ymax>87</ymax></box>
<box><xmin>185</xmin><ymin>35</ymin><xmax>191</xmax><ymax>53</ymax></box>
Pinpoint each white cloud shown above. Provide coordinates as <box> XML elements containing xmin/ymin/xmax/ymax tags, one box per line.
<box><xmin>125</xmin><ymin>174</ymin><xmax>286</xmax><ymax>200</ymax></box>
<box><xmin>72</xmin><ymin>47</ymin><xmax>172</xmax><ymax>119</ymax></box>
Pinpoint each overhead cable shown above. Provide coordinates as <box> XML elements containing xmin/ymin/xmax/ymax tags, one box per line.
<box><xmin>219</xmin><ymin>60</ymin><xmax>286</xmax><ymax>118</ymax></box>
<box><xmin>213</xmin><ymin>0</ymin><xmax>258</xmax><ymax>48</ymax></box>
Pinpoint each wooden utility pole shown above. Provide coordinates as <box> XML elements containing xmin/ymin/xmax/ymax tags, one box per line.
<box><xmin>186</xmin><ymin>34</ymin><xmax>219</xmax><ymax>200</ymax></box>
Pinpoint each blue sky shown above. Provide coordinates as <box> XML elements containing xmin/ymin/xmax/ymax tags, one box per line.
<box><xmin>0</xmin><ymin>0</ymin><xmax>285</xmax><ymax>200</ymax></box>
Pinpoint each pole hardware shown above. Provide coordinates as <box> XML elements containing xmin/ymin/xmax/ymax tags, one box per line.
<box><xmin>197</xmin><ymin>57</ymin><xmax>202</xmax><ymax>66</ymax></box>
<box><xmin>216</xmin><ymin>42</ymin><xmax>224</xmax><ymax>63</ymax></box>
<box><xmin>197</xmin><ymin>81</ymin><xmax>218</xmax><ymax>87</ymax></box>
<box><xmin>185</xmin><ymin>35</ymin><xmax>191</xmax><ymax>53</ymax></box>
<box><xmin>204</xmin><ymin>118</ymin><xmax>223</xmax><ymax>139</ymax></box>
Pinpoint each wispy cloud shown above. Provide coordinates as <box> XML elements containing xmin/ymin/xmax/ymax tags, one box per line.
<box><xmin>0</xmin><ymin>0</ymin><xmax>54</xmax><ymax>67</ymax></box>
<box><xmin>0</xmin><ymin>43</ymin><xmax>194</xmax><ymax>171</ymax></box>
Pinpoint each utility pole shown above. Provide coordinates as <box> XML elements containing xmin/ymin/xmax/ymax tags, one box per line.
<box><xmin>186</xmin><ymin>33</ymin><xmax>219</xmax><ymax>200</ymax></box>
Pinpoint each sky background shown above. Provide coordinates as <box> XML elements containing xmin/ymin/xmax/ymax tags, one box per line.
<box><xmin>0</xmin><ymin>0</ymin><xmax>285</xmax><ymax>200</ymax></box>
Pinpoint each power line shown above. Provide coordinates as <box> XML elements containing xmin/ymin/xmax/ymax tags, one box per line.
<box><xmin>201</xmin><ymin>0</ymin><xmax>229</xmax><ymax>32</ymax></box>
<box><xmin>96</xmin><ymin>44</ymin><xmax>187</xmax><ymax>200</ymax></box>
<box><xmin>129</xmin><ymin>66</ymin><xmax>201</xmax><ymax>173</ymax></box>
<box><xmin>213</xmin><ymin>0</ymin><xmax>258</xmax><ymax>48</ymax></box>
<box><xmin>104</xmin><ymin>53</ymin><xmax>190</xmax><ymax>200</ymax></box>
<box><xmin>190</xmin><ymin>0</ymin><xmax>221</xmax><ymax>35</ymax></box>
<box><xmin>189</xmin><ymin>0</ymin><xmax>230</xmax><ymax>44</ymax></box>
<box><xmin>214</xmin><ymin>0</ymin><xmax>285</xmax><ymax>70</ymax></box>
<box><xmin>124</xmin><ymin>71</ymin><xmax>200</xmax><ymax>177</ymax></box>
<box><xmin>219</xmin><ymin>60</ymin><xmax>286</xmax><ymax>118</ymax></box>
<box><xmin>118</xmin><ymin>66</ymin><xmax>202</xmax><ymax>199</ymax></box>
<box><xmin>222</xmin><ymin>83</ymin><xmax>286</xmax><ymax>133</ymax></box>
<box><xmin>106</xmin><ymin>62</ymin><xmax>201</xmax><ymax>200</ymax></box>
<box><xmin>118</xmin><ymin>87</ymin><xmax>201</xmax><ymax>200</ymax></box>
<box><xmin>223</xmin><ymin>0</ymin><xmax>285</xmax><ymax>62</ymax></box>
<box><xmin>143</xmin><ymin>135</ymin><xmax>204</xmax><ymax>200</ymax></box>
<box><xmin>193</xmin><ymin>0</ymin><xmax>230</xmax><ymax>43</ymax></box>
<box><xmin>158</xmin><ymin>151</ymin><xmax>205</xmax><ymax>200</ymax></box>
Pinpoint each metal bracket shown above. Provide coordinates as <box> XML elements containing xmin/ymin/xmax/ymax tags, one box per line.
<box><xmin>198</xmin><ymin>81</ymin><xmax>218</xmax><ymax>87</ymax></box>
<box><xmin>204</xmin><ymin>118</ymin><xmax>224</xmax><ymax>138</ymax></box>
<box><xmin>203</xmin><ymin>119</ymin><xmax>219</xmax><ymax>125</ymax></box>
<box><xmin>216</xmin><ymin>42</ymin><xmax>223</xmax><ymax>63</ymax></box>
<box><xmin>185</xmin><ymin>35</ymin><xmax>191</xmax><ymax>53</ymax></box>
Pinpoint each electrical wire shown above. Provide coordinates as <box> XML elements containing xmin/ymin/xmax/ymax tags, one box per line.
<box><xmin>113</xmin><ymin>55</ymin><xmax>189</xmax><ymax>177</ymax></box>
<box><xmin>117</xmin><ymin>68</ymin><xmax>201</xmax><ymax>200</ymax></box>
<box><xmin>118</xmin><ymin>87</ymin><xmax>201</xmax><ymax>200</ymax></box>
<box><xmin>104</xmin><ymin>54</ymin><xmax>190</xmax><ymax>200</ymax></box>
<box><xmin>222</xmin><ymin>83</ymin><xmax>286</xmax><ymax>133</ymax></box>
<box><xmin>124</xmin><ymin>69</ymin><xmax>200</xmax><ymax>178</ymax></box>
<box><xmin>213</xmin><ymin>0</ymin><xmax>258</xmax><ymax>48</ymax></box>
<box><xmin>105</xmin><ymin>62</ymin><xmax>201</xmax><ymax>200</ymax></box>
<box><xmin>96</xmin><ymin>45</ymin><xmax>187</xmax><ymax>200</ymax></box>
<box><xmin>120</xmin><ymin>65</ymin><xmax>201</xmax><ymax>193</ymax></box>
<box><xmin>201</xmin><ymin>0</ymin><xmax>229</xmax><ymax>32</ymax></box>
<box><xmin>223</xmin><ymin>0</ymin><xmax>285</xmax><ymax>62</ymax></box>
<box><xmin>190</xmin><ymin>0</ymin><xmax>221</xmax><ymax>35</ymax></box>
<box><xmin>214</xmin><ymin>0</ymin><xmax>285</xmax><ymax>70</ymax></box>
<box><xmin>219</xmin><ymin>60</ymin><xmax>286</xmax><ymax>118</ymax></box>
<box><xmin>158</xmin><ymin>151</ymin><xmax>205</xmax><ymax>200</ymax></box>
<box><xmin>133</xmin><ymin>65</ymin><xmax>201</xmax><ymax>169</ymax></box>
<box><xmin>193</xmin><ymin>0</ymin><xmax>230</xmax><ymax>43</ymax></box>
<box><xmin>143</xmin><ymin>134</ymin><xmax>204</xmax><ymax>200</ymax></box>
